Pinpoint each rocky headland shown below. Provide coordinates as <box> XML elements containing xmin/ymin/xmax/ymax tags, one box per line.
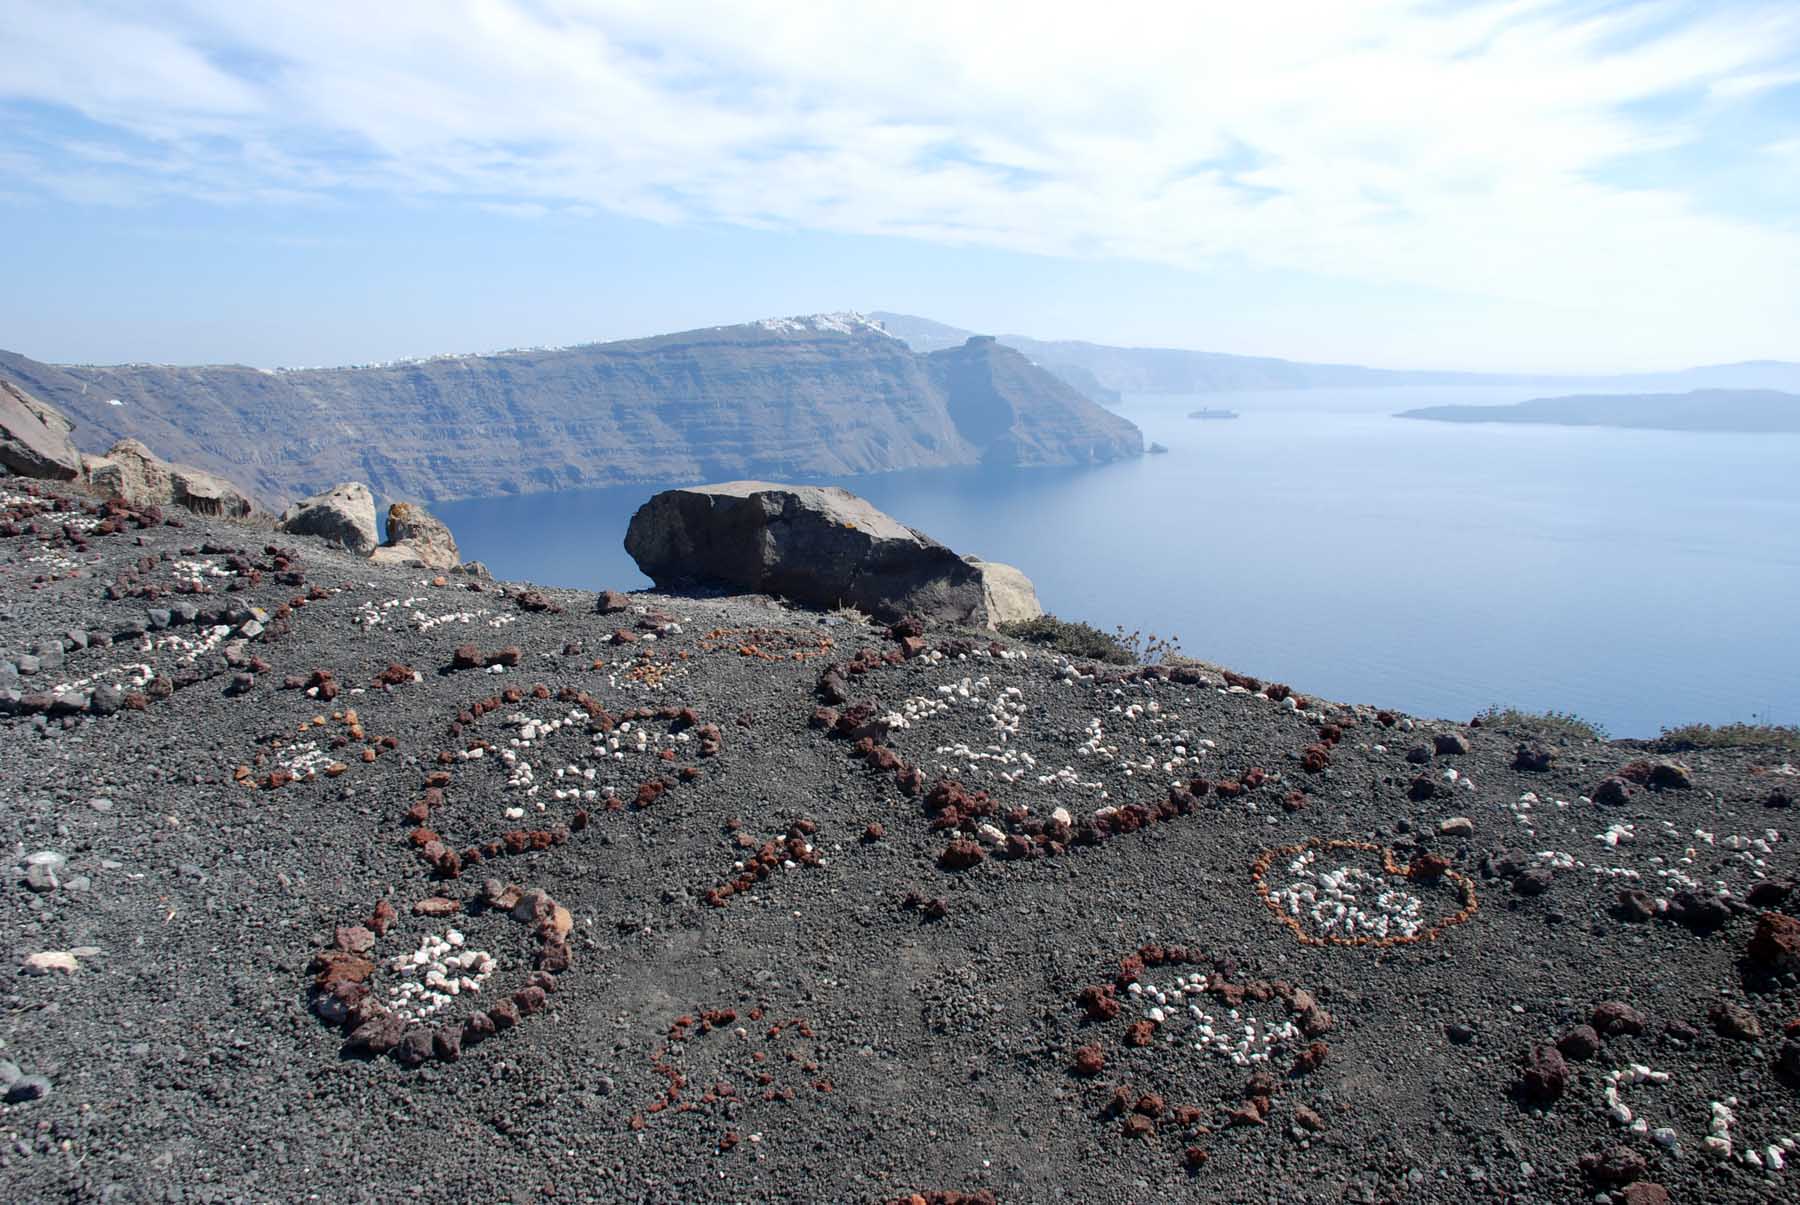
<box><xmin>0</xmin><ymin>315</ymin><xmax>1142</xmax><ymax>508</ymax></box>
<box><xmin>2</xmin><ymin>414</ymin><xmax>1799</xmax><ymax>1202</ymax></box>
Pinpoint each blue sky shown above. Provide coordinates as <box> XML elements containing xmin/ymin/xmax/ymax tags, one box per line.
<box><xmin>1</xmin><ymin>0</ymin><xmax>1796</xmax><ymax>373</ymax></box>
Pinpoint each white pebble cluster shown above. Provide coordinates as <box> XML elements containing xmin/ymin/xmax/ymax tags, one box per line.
<box><xmin>145</xmin><ymin>624</ymin><xmax>232</xmax><ymax>664</ymax></box>
<box><xmin>169</xmin><ymin>558</ymin><xmax>233</xmax><ymax>588</ymax></box>
<box><xmin>1128</xmin><ymin>974</ymin><xmax>1301</xmax><ymax>1067</ymax></box>
<box><xmin>1277</xmin><ymin>850</ymin><xmax>1426</xmax><ymax>941</ymax></box>
<box><xmin>278</xmin><ymin>741</ymin><xmax>338</xmax><ymax>778</ymax></box>
<box><xmin>385</xmin><ymin>929</ymin><xmax>494</xmax><ymax>1021</ymax></box>
<box><xmin>51</xmin><ymin>661</ymin><xmax>154</xmax><ymax>696</ymax></box>
<box><xmin>1602</xmin><ymin>1062</ymin><xmax>1671</xmax><ymax>1132</ymax></box>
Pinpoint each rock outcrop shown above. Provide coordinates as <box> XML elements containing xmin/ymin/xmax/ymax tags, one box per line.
<box><xmin>0</xmin><ymin>315</ymin><xmax>1142</xmax><ymax>504</ymax></box>
<box><xmin>82</xmin><ymin>438</ymin><xmax>257</xmax><ymax>520</ymax></box>
<box><xmin>279</xmin><ymin>483</ymin><xmax>378</xmax><ymax>555</ymax></box>
<box><xmin>0</xmin><ymin>380</ymin><xmax>82</xmax><ymax>481</ymax></box>
<box><xmin>371</xmin><ymin>502</ymin><xmax>460</xmax><ymax>569</ymax></box>
<box><xmin>624</xmin><ymin>481</ymin><xmax>1040</xmax><ymax>628</ymax></box>
<box><xmin>965</xmin><ymin>557</ymin><xmax>1044</xmax><ymax>626</ymax></box>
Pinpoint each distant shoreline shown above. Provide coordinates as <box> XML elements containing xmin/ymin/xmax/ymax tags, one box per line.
<box><xmin>1396</xmin><ymin>387</ymin><xmax>1800</xmax><ymax>434</ymax></box>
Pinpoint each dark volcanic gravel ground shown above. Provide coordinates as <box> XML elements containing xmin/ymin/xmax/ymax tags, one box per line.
<box><xmin>2</xmin><ymin>478</ymin><xmax>1798</xmax><ymax>1204</ymax></box>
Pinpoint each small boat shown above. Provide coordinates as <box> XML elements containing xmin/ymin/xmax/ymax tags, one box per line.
<box><xmin>1187</xmin><ymin>407</ymin><xmax>1239</xmax><ymax>420</ymax></box>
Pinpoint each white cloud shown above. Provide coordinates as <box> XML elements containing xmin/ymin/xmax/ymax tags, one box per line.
<box><xmin>2</xmin><ymin>0</ymin><xmax>1798</xmax><ymax>362</ymax></box>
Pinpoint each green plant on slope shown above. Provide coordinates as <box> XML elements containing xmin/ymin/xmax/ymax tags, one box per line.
<box><xmin>1477</xmin><ymin>705</ymin><xmax>1609</xmax><ymax>742</ymax></box>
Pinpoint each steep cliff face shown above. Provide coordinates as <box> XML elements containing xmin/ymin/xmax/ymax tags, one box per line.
<box><xmin>0</xmin><ymin>315</ymin><xmax>1141</xmax><ymax>506</ymax></box>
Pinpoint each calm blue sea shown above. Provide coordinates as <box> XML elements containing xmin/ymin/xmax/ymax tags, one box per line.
<box><xmin>433</xmin><ymin>387</ymin><xmax>1800</xmax><ymax>738</ymax></box>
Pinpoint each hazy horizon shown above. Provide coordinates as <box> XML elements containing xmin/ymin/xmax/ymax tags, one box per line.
<box><xmin>3</xmin><ymin>1</ymin><xmax>1797</xmax><ymax>374</ymax></box>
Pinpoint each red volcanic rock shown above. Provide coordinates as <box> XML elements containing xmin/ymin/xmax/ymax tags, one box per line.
<box><xmin>1558</xmin><ymin>1025</ymin><xmax>1603</xmax><ymax>1061</ymax></box>
<box><xmin>863</xmin><ymin>823</ymin><xmax>885</xmax><ymax>842</ymax></box>
<box><xmin>1591</xmin><ymin>1001</ymin><xmax>1647</xmax><ymax>1037</ymax></box>
<box><xmin>1618</xmin><ymin>1186</ymin><xmax>1670</xmax><ymax>1205</ymax></box>
<box><xmin>1579</xmin><ymin>1145</ymin><xmax>1647</xmax><ymax>1186</ymax></box>
<box><xmin>392</xmin><ymin>1027</ymin><xmax>434</xmax><ymax>1067</ymax></box>
<box><xmin>488</xmin><ymin>1001</ymin><xmax>520</xmax><ymax>1031</ymax></box>
<box><xmin>513</xmin><ymin>986</ymin><xmax>548</xmax><ymax>1016</ymax></box>
<box><xmin>1133</xmin><ymin>1093</ymin><xmax>1165</xmax><ymax>1118</ymax></box>
<box><xmin>1124</xmin><ymin>1019</ymin><xmax>1156</xmax><ymax>1047</ymax></box>
<box><xmin>1071</xmin><ymin>1045</ymin><xmax>1105</xmax><ymax>1076</ymax></box>
<box><xmin>366</xmin><ymin>898</ymin><xmax>398</xmax><ymax>936</ymax></box>
<box><xmin>334</xmin><ymin>925</ymin><xmax>375</xmax><ymax>954</ymax></box>
<box><xmin>488</xmin><ymin>645</ymin><xmax>523</xmax><ymax>667</ymax></box>
<box><xmin>413</xmin><ymin>895</ymin><xmax>460</xmax><ymax>917</ymax></box>
<box><xmin>1121</xmin><ymin>1113</ymin><xmax>1155</xmax><ymax>1141</ymax></box>
<box><xmin>1183</xmin><ymin>1146</ymin><xmax>1209</xmax><ymax>1171</ymax></box>
<box><xmin>433</xmin><ymin>1027</ymin><xmax>462</xmax><ymax>1062</ymax></box>
<box><xmin>939</xmin><ymin>839</ymin><xmax>985</xmax><ymax>870</ymax></box>
<box><xmin>312</xmin><ymin>951</ymin><xmax>376</xmax><ymax>992</ymax></box>
<box><xmin>1748</xmin><ymin>911</ymin><xmax>1800</xmax><ymax>972</ymax></box>
<box><xmin>635</xmin><ymin>779</ymin><xmax>667</xmax><ymax>808</ymax></box>
<box><xmin>1592</xmin><ymin>777</ymin><xmax>1633</xmax><ymax>806</ymax></box>
<box><xmin>1409</xmin><ymin>853</ymin><xmax>1451</xmax><ymax>880</ymax></box>
<box><xmin>373</xmin><ymin>662</ymin><xmax>415</xmax><ymax>687</ymax></box>
<box><xmin>452</xmin><ymin>644</ymin><xmax>483</xmax><ymax>669</ymax></box>
<box><xmin>346</xmin><ymin>1015</ymin><xmax>406</xmax><ymax>1055</ymax></box>
<box><xmin>1520</xmin><ymin>1043</ymin><xmax>1569</xmax><ymax>1102</ymax></box>
<box><xmin>462</xmin><ymin>1011</ymin><xmax>496</xmax><ymax>1045</ymax></box>
<box><xmin>1293</xmin><ymin>1041</ymin><xmax>1329</xmax><ymax>1074</ymax></box>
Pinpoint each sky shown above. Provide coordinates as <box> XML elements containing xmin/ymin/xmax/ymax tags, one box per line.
<box><xmin>1</xmin><ymin>0</ymin><xmax>1796</xmax><ymax>373</ymax></box>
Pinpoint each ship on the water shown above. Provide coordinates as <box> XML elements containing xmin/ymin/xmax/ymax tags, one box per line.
<box><xmin>1188</xmin><ymin>407</ymin><xmax>1239</xmax><ymax>419</ymax></box>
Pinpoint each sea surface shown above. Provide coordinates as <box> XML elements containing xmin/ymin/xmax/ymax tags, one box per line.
<box><xmin>434</xmin><ymin>386</ymin><xmax>1800</xmax><ymax>738</ymax></box>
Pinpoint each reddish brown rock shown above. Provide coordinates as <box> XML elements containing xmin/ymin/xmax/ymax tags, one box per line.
<box><xmin>1558</xmin><ymin>1025</ymin><xmax>1603</xmax><ymax>1061</ymax></box>
<box><xmin>1591</xmin><ymin>1001</ymin><xmax>1647</xmax><ymax>1037</ymax></box>
<box><xmin>1578</xmin><ymin>1145</ymin><xmax>1647</xmax><ymax>1186</ymax></box>
<box><xmin>366</xmin><ymin>898</ymin><xmax>398</xmax><ymax>936</ymax></box>
<box><xmin>938</xmin><ymin>839</ymin><xmax>985</xmax><ymax>870</ymax></box>
<box><xmin>346</xmin><ymin>1015</ymin><xmax>406</xmax><ymax>1055</ymax></box>
<box><xmin>1709</xmin><ymin>1000</ymin><xmax>1763</xmax><ymax>1041</ymax></box>
<box><xmin>1124</xmin><ymin>1019</ymin><xmax>1157</xmax><ymax>1048</ymax></box>
<box><xmin>1520</xmin><ymin>1043</ymin><xmax>1569</xmax><ymax>1102</ymax></box>
<box><xmin>1071</xmin><ymin>1045</ymin><xmax>1105</xmax><ymax>1077</ymax></box>
<box><xmin>392</xmin><ymin>1027</ymin><xmax>434</xmax><ymax>1067</ymax></box>
<box><xmin>1748</xmin><ymin>910</ymin><xmax>1800</xmax><ymax>972</ymax></box>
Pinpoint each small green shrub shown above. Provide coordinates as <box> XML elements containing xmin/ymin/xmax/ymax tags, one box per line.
<box><xmin>1477</xmin><ymin>705</ymin><xmax>1609</xmax><ymax>742</ymax></box>
<box><xmin>997</xmin><ymin>615</ymin><xmax>1135</xmax><ymax>664</ymax></box>
<box><xmin>1654</xmin><ymin>722</ymin><xmax>1800</xmax><ymax>754</ymax></box>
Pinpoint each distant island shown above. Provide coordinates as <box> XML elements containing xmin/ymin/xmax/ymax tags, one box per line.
<box><xmin>1395</xmin><ymin>388</ymin><xmax>1800</xmax><ymax>433</ymax></box>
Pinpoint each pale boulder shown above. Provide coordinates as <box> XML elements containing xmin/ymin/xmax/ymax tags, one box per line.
<box><xmin>279</xmin><ymin>483</ymin><xmax>378</xmax><ymax>555</ymax></box>
<box><xmin>83</xmin><ymin>438</ymin><xmax>257</xmax><ymax>520</ymax></box>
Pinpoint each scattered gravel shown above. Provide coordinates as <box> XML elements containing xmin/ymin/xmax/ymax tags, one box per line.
<box><xmin>1</xmin><ymin>476</ymin><xmax>1797</xmax><ymax>1202</ymax></box>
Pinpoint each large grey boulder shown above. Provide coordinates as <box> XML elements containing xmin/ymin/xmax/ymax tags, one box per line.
<box><xmin>83</xmin><ymin>439</ymin><xmax>258</xmax><ymax>520</ymax></box>
<box><xmin>0</xmin><ymin>380</ymin><xmax>82</xmax><ymax>481</ymax></box>
<box><xmin>371</xmin><ymin>501</ymin><xmax>461</xmax><ymax>569</ymax></box>
<box><xmin>278</xmin><ymin>483</ymin><xmax>378</xmax><ymax>555</ymax></box>
<box><xmin>624</xmin><ymin>481</ymin><xmax>1040</xmax><ymax>629</ymax></box>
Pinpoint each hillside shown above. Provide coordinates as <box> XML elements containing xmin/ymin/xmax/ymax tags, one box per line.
<box><xmin>1396</xmin><ymin>389</ymin><xmax>1800</xmax><ymax>433</ymax></box>
<box><xmin>2</xmin><ymin>475</ymin><xmax>1796</xmax><ymax>1203</ymax></box>
<box><xmin>0</xmin><ymin>315</ymin><xmax>1141</xmax><ymax>506</ymax></box>
<box><xmin>871</xmin><ymin>312</ymin><xmax>1800</xmax><ymax>398</ymax></box>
